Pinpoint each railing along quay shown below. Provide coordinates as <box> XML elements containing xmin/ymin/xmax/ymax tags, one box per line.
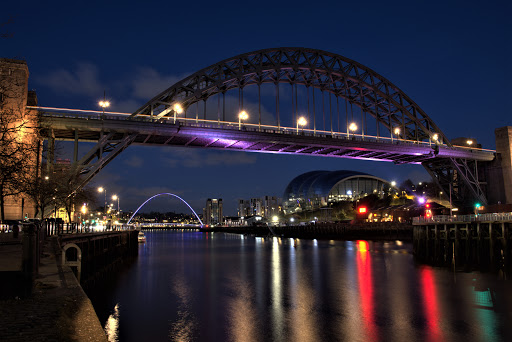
<box><xmin>414</xmin><ymin>213</ymin><xmax>512</xmax><ymax>224</ymax></box>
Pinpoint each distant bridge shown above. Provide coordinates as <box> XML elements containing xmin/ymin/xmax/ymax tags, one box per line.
<box><xmin>37</xmin><ymin>47</ymin><xmax>496</xmax><ymax>207</ymax></box>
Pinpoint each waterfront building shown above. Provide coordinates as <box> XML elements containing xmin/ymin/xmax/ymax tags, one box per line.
<box><xmin>250</xmin><ymin>198</ymin><xmax>262</xmax><ymax>216</ymax></box>
<box><xmin>237</xmin><ymin>199</ymin><xmax>249</xmax><ymax>217</ymax></box>
<box><xmin>283</xmin><ymin>170</ymin><xmax>392</xmax><ymax>214</ymax></box>
<box><xmin>0</xmin><ymin>58</ymin><xmax>39</xmax><ymax>220</ymax></box>
<box><xmin>204</xmin><ymin>198</ymin><xmax>223</xmax><ymax>226</ymax></box>
<box><xmin>263</xmin><ymin>196</ymin><xmax>279</xmax><ymax>218</ymax></box>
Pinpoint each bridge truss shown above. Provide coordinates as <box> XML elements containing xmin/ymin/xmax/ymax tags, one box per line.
<box><xmin>39</xmin><ymin>47</ymin><xmax>495</xmax><ymax>207</ymax></box>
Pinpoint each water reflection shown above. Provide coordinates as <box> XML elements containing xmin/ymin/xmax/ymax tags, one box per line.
<box><xmin>89</xmin><ymin>231</ymin><xmax>512</xmax><ymax>342</ymax></box>
<box><xmin>356</xmin><ymin>240</ymin><xmax>378</xmax><ymax>341</ymax></box>
<box><xmin>271</xmin><ymin>237</ymin><xmax>285</xmax><ymax>341</ymax></box>
<box><xmin>104</xmin><ymin>303</ymin><xmax>120</xmax><ymax>342</ymax></box>
<box><xmin>420</xmin><ymin>267</ymin><xmax>443</xmax><ymax>342</ymax></box>
<box><xmin>226</xmin><ymin>277</ymin><xmax>260</xmax><ymax>342</ymax></box>
<box><xmin>169</xmin><ymin>276</ymin><xmax>197</xmax><ymax>341</ymax></box>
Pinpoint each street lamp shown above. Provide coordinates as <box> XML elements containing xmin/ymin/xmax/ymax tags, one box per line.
<box><xmin>98</xmin><ymin>91</ymin><xmax>110</xmax><ymax>118</ymax></box>
<box><xmin>466</xmin><ymin>139</ymin><xmax>473</xmax><ymax>146</ymax></box>
<box><xmin>112</xmin><ymin>195</ymin><xmax>120</xmax><ymax>214</ymax></box>
<box><xmin>297</xmin><ymin>116</ymin><xmax>307</xmax><ymax>133</ymax></box>
<box><xmin>98</xmin><ymin>187</ymin><xmax>107</xmax><ymax>214</ymax></box>
<box><xmin>349</xmin><ymin>122</ymin><xmax>358</xmax><ymax>137</ymax></box>
<box><xmin>392</xmin><ymin>127</ymin><xmax>400</xmax><ymax>143</ymax></box>
<box><xmin>238</xmin><ymin>110</ymin><xmax>248</xmax><ymax>129</ymax></box>
<box><xmin>173</xmin><ymin>103</ymin><xmax>183</xmax><ymax>124</ymax></box>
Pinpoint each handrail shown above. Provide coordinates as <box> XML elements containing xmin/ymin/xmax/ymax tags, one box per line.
<box><xmin>413</xmin><ymin>213</ymin><xmax>512</xmax><ymax>224</ymax></box>
<box><xmin>32</xmin><ymin>106</ymin><xmax>496</xmax><ymax>153</ymax></box>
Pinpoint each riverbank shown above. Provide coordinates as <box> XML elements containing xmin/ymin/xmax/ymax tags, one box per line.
<box><xmin>0</xmin><ymin>237</ymin><xmax>107</xmax><ymax>341</ymax></box>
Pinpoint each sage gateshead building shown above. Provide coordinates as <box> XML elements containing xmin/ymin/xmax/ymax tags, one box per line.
<box><xmin>283</xmin><ymin>170</ymin><xmax>391</xmax><ymax>213</ymax></box>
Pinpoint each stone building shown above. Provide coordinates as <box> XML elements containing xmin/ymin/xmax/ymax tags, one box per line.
<box><xmin>0</xmin><ymin>58</ymin><xmax>39</xmax><ymax>220</ymax></box>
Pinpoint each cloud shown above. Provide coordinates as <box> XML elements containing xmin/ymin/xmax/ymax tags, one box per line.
<box><xmin>130</xmin><ymin>67</ymin><xmax>186</xmax><ymax>100</ymax></box>
<box><xmin>41</xmin><ymin>62</ymin><xmax>103</xmax><ymax>96</ymax></box>
<box><xmin>162</xmin><ymin>148</ymin><xmax>257</xmax><ymax>168</ymax></box>
<box><xmin>123</xmin><ymin>155</ymin><xmax>143</xmax><ymax>168</ymax></box>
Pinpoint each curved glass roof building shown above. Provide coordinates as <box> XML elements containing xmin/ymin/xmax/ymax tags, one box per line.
<box><xmin>283</xmin><ymin>170</ymin><xmax>391</xmax><ymax>213</ymax></box>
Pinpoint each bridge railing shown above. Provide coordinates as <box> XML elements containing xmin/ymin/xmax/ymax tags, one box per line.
<box><xmin>413</xmin><ymin>213</ymin><xmax>512</xmax><ymax>224</ymax></box>
<box><xmin>35</xmin><ymin>106</ymin><xmax>496</xmax><ymax>154</ymax></box>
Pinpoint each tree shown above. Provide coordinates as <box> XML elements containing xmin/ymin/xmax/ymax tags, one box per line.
<box><xmin>0</xmin><ymin>59</ymin><xmax>40</xmax><ymax>221</ymax></box>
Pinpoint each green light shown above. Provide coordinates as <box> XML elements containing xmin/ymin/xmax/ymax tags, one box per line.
<box><xmin>475</xmin><ymin>203</ymin><xmax>481</xmax><ymax>208</ymax></box>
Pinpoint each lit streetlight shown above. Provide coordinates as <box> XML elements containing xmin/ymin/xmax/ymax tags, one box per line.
<box><xmin>348</xmin><ymin>122</ymin><xmax>358</xmax><ymax>137</ymax></box>
<box><xmin>238</xmin><ymin>110</ymin><xmax>248</xmax><ymax>129</ymax></box>
<box><xmin>391</xmin><ymin>181</ymin><xmax>397</xmax><ymax>187</ymax></box>
<box><xmin>98</xmin><ymin>91</ymin><xmax>110</xmax><ymax>118</ymax></box>
<box><xmin>98</xmin><ymin>187</ymin><xmax>107</xmax><ymax>214</ymax></box>
<box><xmin>297</xmin><ymin>116</ymin><xmax>307</xmax><ymax>133</ymax></box>
<box><xmin>173</xmin><ymin>103</ymin><xmax>183</xmax><ymax>124</ymax></box>
<box><xmin>392</xmin><ymin>127</ymin><xmax>400</xmax><ymax>143</ymax></box>
<box><xmin>466</xmin><ymin>139</ymin><xmax>473</xmax><ymax>146</ymax></box>
<box><xmin>112</xmin><ymin>195</ymin><xmax>120</xmax><ymax>214</ymax></box>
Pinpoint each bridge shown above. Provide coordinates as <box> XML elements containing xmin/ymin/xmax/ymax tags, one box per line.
<box><xmin>35</xmin><ymin>47</ymin><xmax>497</xmax><ymax>207</ymax></box>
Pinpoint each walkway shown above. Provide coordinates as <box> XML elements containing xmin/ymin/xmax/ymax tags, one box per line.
<box><xmin>0</xmin><ymin>236</ymin><xmax>107</xmax><ymax>341</ymax></box>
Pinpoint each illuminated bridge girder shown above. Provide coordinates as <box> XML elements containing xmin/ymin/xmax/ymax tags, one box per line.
<box><xmin>37</xmin><ymin>48</ymin><xmax>496</xmax><ymax>205</ymax></box>
<box><xmin>40</xmin><ymin>113</ymin><xmax>494</xmax><ymax>204</ymax></box>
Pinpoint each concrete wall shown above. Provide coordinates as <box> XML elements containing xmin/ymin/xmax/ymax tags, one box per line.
<box><xmin>495</xmin><ymin>127</ymin><xmax>512</xmax><ymax>204</ymax></box>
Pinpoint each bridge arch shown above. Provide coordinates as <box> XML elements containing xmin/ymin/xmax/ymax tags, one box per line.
<box><xmin>132</xmin><ymin>47</ymin><xmax>447</xmax><ymax>145</ymax></box>
<box><xmin>127</xmin><ymin>193</ymin><xmax>204</xmax><ymax>226</ymax></box>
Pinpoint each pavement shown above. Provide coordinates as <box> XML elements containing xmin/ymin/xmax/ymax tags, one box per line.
<box><xmin>0</xmin><ymin>235</ymin><xmax>108</xmax><ymax>342</ymax></box>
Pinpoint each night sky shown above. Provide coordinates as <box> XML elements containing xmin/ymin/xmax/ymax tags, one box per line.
<box><xmin>2</xmin><ymin>0</ymin><xmax>510</xmax><ymax>215</ymax></box>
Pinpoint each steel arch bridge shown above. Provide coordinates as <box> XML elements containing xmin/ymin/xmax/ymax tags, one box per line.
<box><xmin>38</xmin><ymin>47</ymin><xmax>495</xmax><ymax>207</ymax></box>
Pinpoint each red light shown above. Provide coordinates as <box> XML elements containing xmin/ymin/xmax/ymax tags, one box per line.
<box><xmin>358</xmin><ymin>207</ymin><xmax>367</xmax><ymax>214</ymax></box>
<box><xmin>425</xmin><ymin>203</ymin><xmax>430</xmax><ymax>208</ymax></box>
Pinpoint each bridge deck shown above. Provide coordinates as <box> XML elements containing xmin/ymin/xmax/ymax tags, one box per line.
<box><xmin>40</xmin><ymin>109</ymin><xmax>495</xmax><ymax>164</ymax></box>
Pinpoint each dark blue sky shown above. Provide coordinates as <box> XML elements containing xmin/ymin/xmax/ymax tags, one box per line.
<box><xmin>2</xmin><ymin>0</ymin><xmax>510</xmax><ymax>215</ymax></box>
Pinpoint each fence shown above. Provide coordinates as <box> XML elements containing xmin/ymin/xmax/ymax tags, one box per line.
<box><xmin>413</xmin><ymin>213</ymin><xmax>512</xmax><ymax>224</ymax></box>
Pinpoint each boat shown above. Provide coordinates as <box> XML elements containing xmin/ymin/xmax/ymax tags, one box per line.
<box><xmin>137</xmin><ymin>231</ymin><xmax>146</xmax><ymax>243</ymax></box>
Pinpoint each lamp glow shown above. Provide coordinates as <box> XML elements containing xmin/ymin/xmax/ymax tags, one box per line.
<box><xmin>238</xmin><ymin>111</ymin><xmax>249</xmax><ymax>129</ymax></box>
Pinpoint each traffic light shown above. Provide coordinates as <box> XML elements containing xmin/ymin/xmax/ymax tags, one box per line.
<box><xmin>475</xmin><ymin>203</ymin><xmax>481</xmax><ymax>209</ymax></box>
<box><xmin>424</xmin><ymin>202</ymin><xmax>432</xmax><ymax>218</ymax></box>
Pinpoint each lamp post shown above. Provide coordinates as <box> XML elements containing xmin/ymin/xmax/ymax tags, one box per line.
<box><xmin>392</xmin><ymin>127</ymin><xmax>400</xmax><ymax>143</ymax></box>
<box><xmin>238</xmin><ymin>111</ymin><xmax>248</xmax><ymax>129</ymax></box>
<box><xmin>173</xmin><ymin>103</ymin><xmax>183</xmax><ymax>124</ymax></box>
<box><xmin>349</xmin><ymin>122</ymin><xmax>358</xmax><ymax>138</ymax></box>
<box><xmin>98</xmin><ymin>187</ymin><xmax>106</xmax><ymax>214</ymax></box>
<box><xmin>297</xmin><ymin>116</ymin><xmax>307</xmax><ymax>133</ymax></box>
<box><xmin>112</xmin><ymin>195</ymin><xmax>120</xmax><ymax>215</ymax></box>
<box><xmin>98</xmin><ymin>91</ymin><xmax>110</xmax><ymax>118</ymax></box>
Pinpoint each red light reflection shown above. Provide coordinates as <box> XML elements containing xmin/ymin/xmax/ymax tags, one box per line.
<box><xmin>420</xmin><ymin>267</ymin><xmax>443</xmax><ymax>341</ymax></box>
<box><xmin>356</xmin><ymin>240</ymin><xmax>377</xmax><ymax>340</ymax></box>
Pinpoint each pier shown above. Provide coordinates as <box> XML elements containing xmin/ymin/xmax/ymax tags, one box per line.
<box><xmin>413</xmin><ymin>213</ymin><xmax>512</xmax><ymax>275</ymax></box>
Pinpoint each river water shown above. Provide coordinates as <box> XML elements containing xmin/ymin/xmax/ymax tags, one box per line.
<box><xmin>87</xmin><ymin>230</ymin><xmax>512</xmax><ymax>342</ymax></box>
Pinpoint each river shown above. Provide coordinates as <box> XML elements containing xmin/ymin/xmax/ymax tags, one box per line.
<box><xmin>87</xmin><ymin>230</ymin><xmax>512</xmax><ymax>341</ymax></box>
